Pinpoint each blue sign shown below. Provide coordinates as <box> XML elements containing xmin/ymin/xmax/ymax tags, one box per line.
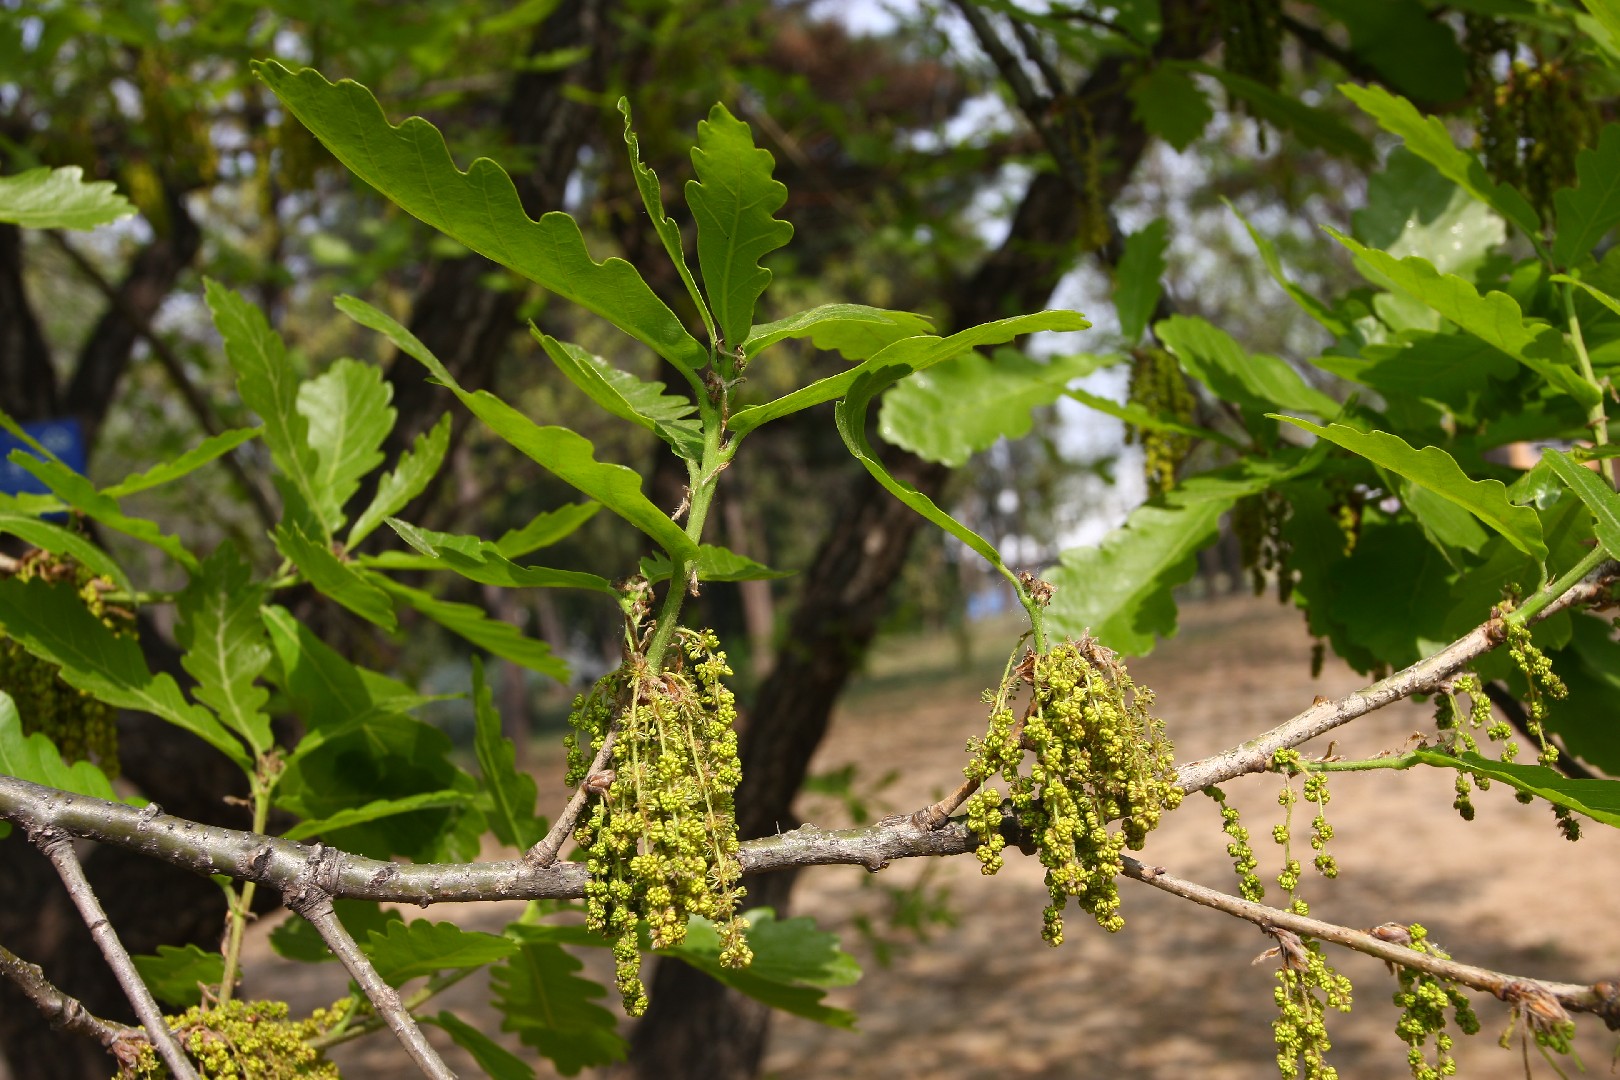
<box><xmin>0</xmin><ymin>418</ymin><xmax>87</xmax><ymax>495</ymax></box>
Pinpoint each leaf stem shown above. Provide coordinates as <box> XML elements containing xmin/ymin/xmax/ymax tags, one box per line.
<box><xmin>216</xmin><ymin>765</ymin><xmax>274</xmax><ymax>1006</ymax></box>
<box><xmin>1507</xmin><ymin>546</ymin><xmax>1608</xmax><ymax>627</ymax></box>
<box><xmin>1563</xmin><ymin>282</ymin><xmax>1613</xmax><ymax>486</ymax></box>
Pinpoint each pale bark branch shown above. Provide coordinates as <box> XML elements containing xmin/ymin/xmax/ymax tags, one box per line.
<box><xmin>0</xmin><ymin>941</ymin><xmax>138</xmax><ymax>1051</ymax></box>
<box><xmin>283</xmin><ymin>860</ymin><xmax>456</xmax><ymax>1080</ymax></box>
<box><xmin>34</xmin><ymin>831</ymin><xmax>198</xmax><ymax>1080</ymax></box>
<box><xmin>1117</xmin><ymin>855</ymin><xmax>1620</xmax><ymax>1025</ymax></box>
<box><xmin>525</xmin><ymin>729</ymin><xmax>617</xmax><ymax>867</ymax></box>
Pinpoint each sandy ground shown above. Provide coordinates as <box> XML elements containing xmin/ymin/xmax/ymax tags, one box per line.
<box><xmin>241</xmin><ymin>593</ymin><xmax>1620</xmax><ymax>1078</ymax></box>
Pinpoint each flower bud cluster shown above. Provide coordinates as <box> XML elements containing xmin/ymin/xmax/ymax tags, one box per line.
<box><xmin>125</xmin><ymin>998</ymin><xmax>342</xmax><ymax>1078</ymax></box>
<box><xmin>565</xmin><ymin>628</ymin><xmax>748</xmax><ymax>1016</ymax></box>
<box><xmin>964</xmin><ymin>636</ymin><xmax>1181</xmax><ymax>944</ymax></box>
<box><xmin>1271</xmin><ymin>936</ymin><xmax>1353</xmax><ymax>1080</ymax></box>
<box><xmin>1124</xmin><ymin>346</ymin><xmax>1195</xmax><ymax>496</ymax></box>
<box><xmin>1478</xmin><ymin>58</ymin><xmax>1599</xmax><ymax>226</ymax></box>
<box><xmin>0</xmin><ymin>552</ymin><xmax>123</xmax><ymax>775</ymax></box>
<box><xmin>1388</xmin><ymin>924</ymin><xmax>1479</xmax><ymax>1080</ymax></box>
<box><xmin>1432</xmin><ymin>673</ymin><xmax>1508</xmax><ymax>820</ymax></box>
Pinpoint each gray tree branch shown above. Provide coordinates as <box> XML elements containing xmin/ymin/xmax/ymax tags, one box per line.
<box><xmin>0</xmin><ymin>941</ymin><xmax>137</xmax><ymax>1053</ymax></box>
<box><xmin>283</xmin><ymin>861</ymin><xmax>456</xmax><ymax>1080</ymax></box>
<box><xmin>34</xmin><ymin>830</ymin><xmax>198</xmax><ymax>1080</ymax></box>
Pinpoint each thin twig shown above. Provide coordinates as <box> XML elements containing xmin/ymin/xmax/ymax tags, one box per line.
<box><xmin>35</xmin><ymin>830</ymin><xmax>199</xmax><ymax>1080</ymax></box>
<box><xmin>1006</xmin><ymin>13</ymin><xmax>1065</xmax><ymax>100</ymax></box>
<box><xmin>1117</xmin><ymin>855</ymin><xmax>1620</xmax><ymax>1023</ymax></box>
<box><xmin>0</xmin><ymin>940</ymin><xmax>139</xmax><ymax>1050</ymax></box>
<box><xmin>525</xmin><ymin>729</ymin><xmax>616</xmax><ymax>866</ymax></box>
<box><xmin>283</xmin><ymin>848</ymin><xmax>456</xmax><ymax>1080</ymax></box>
<box><xmin>952</xmin><ymin>0</ymin><xmax>1048</xmax><ymax>117</ymax></box>
<box><xmin>45</xmin><ymin>230</ymin><xmax>278</xmax><ymax>530</ymax></box>
<box><xmin>1173</xmin><ymin>561</ymin><xmax>1619</xmax><ymax>793</ymax></box>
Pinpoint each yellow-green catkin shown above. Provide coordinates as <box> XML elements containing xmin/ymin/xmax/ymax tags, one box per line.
<box><xmin>964</xmin><ymin>636</ymin><xmax>1181</xmax><ymax>943</ymax></box>
<box><xmin>1125</xmin><ymin>346</ymin><xmax>1196</xmax><ymax>496</ymax></box>
<box><xmin>123</xmin><ymin>998</ymin><xmax>342</xmax><ymax>1078</ymax></box>
<box><xmin>1477</xmin><ymin>56</ymin><xmax>1600</xmax><ymax>227</ymax></box>
<box><xmin>1382</xmin><ymin>924</ymin><xmax>1480</xmax><ymax>1080</ymax></box>
<box><xmin>1233</xmin><ymin>491</ymin><xmax>1294</xmax><ymax>602</ymax></box>
<box><xmin>1270</xmin><ymin>932</ymin><xmax>1353</xmax><ymax>1080</ymax></box>
<box><xmin>0</xmin><ymin>552</ymin><xmax>124</xmax><ymax>776</ymax></box>
<box><xmin>566</xmin><ymin>627</ymin><xmax>748</xmax><ymax>1016</ymax></box>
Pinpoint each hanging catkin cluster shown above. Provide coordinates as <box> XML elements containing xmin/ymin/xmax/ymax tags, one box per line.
<box><xmin>564</xmin><ymin>627</ymin><xmax>748</xmax><ymax>1015</ymax></box>
<box><xmin>1477</xmin><ymin>58</ymin><xmax>1599</xmax><ymax>225</ymax></box>
<box><xmin>1125</xmin><ymin>346</ymin><xmax>1196</xmax><ymax>496</ymax></box>
<box><xmin>0</xmin><ymin>552</ymin><xmax>123</xmax><ymax>775</ymax></box>
<box><xmin>963</xmin><ymin>636</ymin><xmax>1181</xmax><ymax>944</ymax></box>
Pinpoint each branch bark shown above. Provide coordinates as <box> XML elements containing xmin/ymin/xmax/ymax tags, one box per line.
<box><xmin>0</xmin><ymin>942</ymin><xmax>137</xmax><ymax>1053</ymax></box>
<box><xmin>34</xmin><ymin>830</ymin><xmax>198</xmax><ymax>1080</ymax></box>
<box><xmin>283</xmin><ymin>862</ymin><xmax>456</xmax><ymax>1080</ymax></box>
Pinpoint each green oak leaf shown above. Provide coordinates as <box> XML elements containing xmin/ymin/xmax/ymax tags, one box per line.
<box><xmin>686</xmin><ymin>103</ymin><xmax>793</xmax><ymax>358</ymax></box>
<box><xmin>0</xmin><ymin>166</ymin><xmax>135</xmax><ymax>230</ymax></box>
<box><xmin>347</xmin><ymin>412</ymin><xmax>452</xmax><ymax>549</ymax></box>
<box><xmin>176</xmin><ymin>545</ymin><xmax>273</xmax><ymax>754</ymax></box>
<box><xmin>255</xmin><ymin>62</ymin><xmax>707</xmax><ymax>381</ymax></box>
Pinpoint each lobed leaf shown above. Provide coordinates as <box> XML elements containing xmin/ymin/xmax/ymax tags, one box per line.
<box><xmin>493</xmin><ymin>931</ymin><xmax>626</xmax><ymax>1075</ymax></box>
<box><xmin>131</xmin><ymin>945</ymin><xmax>223</xmax><ymax>1009</ymax></box>
<box><xmin>1542</xmin><ymin>449</ymin><xmax>1620</xmax><ymax>560</ymax></box>
<box><xmin>371</xmin><ymin>518</ymin><xmax>615</xmax><ymax>594</ymax></box>
<box><xmin>1339</xmin><ymin>82</ymin><xmax>1539</xmax><ymax>237</ymax></box>
<box><xmin>347</xmin><ymin>412</ymin><xmax>452</xmax><ymax>549</ymax></box>
<box><xmin>274</xmin><ymin>521</ymin><xmax>399</xmax><ymax>632</ymax></box>
<box><xmin>297</xmin><ymin>357</ymin><xmax>395</xmax><ymax>534</ymax></box>
<box><xmin>1351</xmin><ymin>148</ymin><xmax>1504</xmax><ymax>279</ymax></box>
<box><xmin>534</xmin><ymin>332</ymin><xmax>703</xmax><ymax>461</ymax></box>
<box><xmin>1113</xmin><ymin>219</ymin><xmax>1169</xmax><ymax>344</ymax></box>
<box><xmin>1128</xmin><ymin>66</ymin><xmax>1211</xmax><ymax>152</ymax></box>
<box><xmin>0</xmin><ymin>578</ymin><xmax>248</xmax><ymax>768</ymax></box>
<box><xmin>206</xmin><ymin>280</ymin><xmax>328</xmax><ymax>534</ymax></box>
<box><xmin>495</xmin><ymin>502</ymin><xmax>600</xmax><ymax>558</ymax></box>
<box><xmin>371</xmin><ymin>576</ymin><xmax>568</xmax><ymax>680</ymax></box>
<box><xmin>0</xmin><ymin>166</ymin><xmax>135</xmax><ymax>230</ymax></box>
<box><xmin>472</xmin><ymin>659</ymin><xmax>544</xmax><ymax>850</ymax></box>
<box><xmin>11</xmin><ymin>453</ymin><xmax>198</xmax><ymax>572</ymax></box>
<box><xmin>733</xmin><ymin>310</ymin><xmax>1087</xmax><ymax>437</ymax></box>
<box><xmin>102</xmin><ymin>426</ymin><xmax>261</xmax><ymax>498</ymax></box>
<box><xmin>662</xmin><ymin>909</ymin><xmax>859</xmax><ymax>1028</ymax></box>
<box><xmin>685</xmin><ymin>103</ymin><xmax>794</xmax><ymax>357</ymax></box>
<box><xmin>1553</xmin><ymin>124</ymin><xmax>1620</xmax><ymax>267</ymax></box>
<box><xmin>256</xmin><ymin>62</ymin><xmax>707</xmax><ymax>380</ymax></box>
<box><xmin>1412</xmin><ymin>749</ymin><xmax>1620</xmax><ymax>827</ymax></box>
<box><xmin>1045</xmin><ymin>455</ymin><xmax>1315</xmax><ymax>654</ymax></box>
<box><xmin>0</xmin><ymin>498</ymin><xmax>130</xmax><ymax>592</ymax></box>
<box><xmin>619</xmin><ymin>98</ymin><xmax>715</xmax><ymax>344</ymax></box>
<box><xmin>1155</xmin><ymin>316</ymin><xmax>1340</xmax><ymax>418</ymax></box>
<box><xmin>639</xmin><ymin>544</ymin><xmax>791</xmax><ymax>585</ymax></box>
<box><xmin>262</xmin><ymin>605</ymin><xmax>435</xmax><ymax>732</ymax></box>
<box><xmin>879</xmin><ymin>348</ymin><xmax>1110</xmax><ymax>468</ymax></box>
<box><xmin>0</xmin><ymin>691</ymin><xmax>122</xmax><ymax>826</ymax></box>
<box><xmin>743</xmin><ymin>304</ymin><xmax>934</xmax><ymax>362</ymax></box>
<box><xmin>1274</xmin><ymin>417</ymin><xmax>1545</xmax><ymax>560</ymax></box>
<box><xmin>337</xmin><ymin>295</ymin><xmax>698</xmax><ymax>559</ymax></box>
<box><xmin>428</xmin><ymin>1012</ymin><xmax>535</xmax><ymax>1080</ymax></box>
<box><xmin>1326</xmin><ymin>229</ymin><xmax>1600</xmax><ymax>407</ymax></box>
<box><xmin>361</xmin><ymin>919</ymin><xmax>516</xmax><ymax>985</ymax></box>
<box><xmin>1226</xmin><ymin>199</ymin><xmax>1346</xmax><ymax>334</ymax></box>
<box><xmin>176</xmin><ymin>545</ymin><xmax>273</xmax><ymax>754</ymax></box>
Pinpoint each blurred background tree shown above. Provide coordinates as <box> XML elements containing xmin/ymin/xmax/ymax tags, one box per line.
<box><xmin>3</xmin><ymin>1</ymin><xmax>1613</xmax><ymax>1076</ymax></box>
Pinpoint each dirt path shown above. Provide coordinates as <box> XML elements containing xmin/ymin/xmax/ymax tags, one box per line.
<box><xmin>246</xmin><ymin>593</ymin><xmax>1620</xmax><ymax>1078</ymax></box>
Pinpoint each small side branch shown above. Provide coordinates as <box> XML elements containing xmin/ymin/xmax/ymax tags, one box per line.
<box><xmin>1175</xmin><ymin>561</ymin><xmax>1619</xmax><ymax>794</ymax></box>
<box><xmin>1118</xmin><ymin>855</ymin><xmax>1620</xmax><ymax>1024</ymax></box>
<box><xmin>526</xmin><ymin>729</ymin><xmax>616</xmax><ymax>867</ymax></box>
<box><xmin>0</xmin><ymin>940</ymin><xmax>139</xmax><ymax>1052</ymax></box>
<box><xmin>284</xmin><ymin>851</ymin><xmax>456</xmax><ymax>1080</ymax></box>
<box><xmin>36</xmin><ymin>830</ymin><xmax>199</xmax><ymax>1080</ymax></box>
